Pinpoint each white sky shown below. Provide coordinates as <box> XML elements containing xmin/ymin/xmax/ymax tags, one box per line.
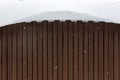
<box><xmin>0</xmin><ymin>0</ymin><xmax>119</xmax><ymax>2</ymax></box>
<box><xmin>0</xmin><ymin>0</ymin><xmax>120</xmax><ymax>26</ymax></box>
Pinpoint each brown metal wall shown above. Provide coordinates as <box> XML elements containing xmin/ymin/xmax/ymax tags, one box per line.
<box><xmin>0</xmin><ymin>20</ymin><xmax>119</xmax><ymax>80</ymax></box>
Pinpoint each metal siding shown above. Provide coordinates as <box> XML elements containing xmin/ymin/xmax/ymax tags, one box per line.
<box><xmin>0</xmin><ymin>21</ymin><xmax>119</xmax><ymax>80</ymax></box>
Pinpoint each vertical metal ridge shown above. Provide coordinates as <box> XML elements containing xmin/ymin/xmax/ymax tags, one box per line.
<box><xmin>88</xmin><ymin>21</ymin><xmax>94</xmax><ymax>80</ymax></box>
<box><xmin>68</xmin><ymin>21</ymin><xmax>73</xmax><ymax>80</ymax></box>
<box><xmin>18</xmin><ymin>24</ymin><xmax>23</xmax><ymax>80</ymax></box>
<box><xmin>0</xmin><ymin>27</ymin><xmax>2</xmax><ymax>80</ymax></box>
<box><xmin>27</xmin><ymin>23</ymin><xmax>33</xmax><ymax>80</ymax></box>
<box><xmin>37</xmin><ymin>22</ymin><xmax>43</xmax><ymax>80</ymax></box>
<box><xmin>77</xmin><ymin>21</ymin><xmax>84</xmax><ymax>80</ymax></box>
<box><xmin>26</xmin><ymin>23</ymin><xmax>28</xmax><ymax>80</ymax></box>
<box><xmin>22</xmin><ymin>22</ymin><xmax>27</xmax><ymax>80</ymax></box>
<box><xmin>48</xmin><ymin>22</ymin><xmax>53</xmax><ymax>80</ymax></box>
<box><xmin>108</xmin><ymin>23</ymin><xmax>114</xmax><ymax>80</ymax></box>
<box><xmin>93</xmin><ymin>23</ymin><xmax>99</xmax><ymax>80</ymax></box>
<box><xmin>118</xmin><ymin>25</ymin><xmax>120</xmax><ymax>80</ymax></box>
<box><xmin>73</xmin><ymin>21</ymin><xmax>79</xmax><ymax>80</ymax></box>
<box><xmin>63</xmin><ymin>21</ymin><xmax>68</xmax><ymax>80</ymax></box>
<box><xmin>104</xmin><ymin>23</ymin><xmax>109</xmax><ymax>80</ymax></box>
<box><xmin>2</xmin><ymin>27</ymin><xmax>7</xmax><ymax>80</ymax></box>
<box><xmin>57</xmin><ymin>21</ymin><xmax>63</xmax><ymax>80</ymax></box>
<box><xmin>16</xmin><ymin>24</ymin><xmax>19</xmax><ymax>80</ymax></box>
<box><xmin>0</xmin><ymin>28</ymin><xmax>1</xmax><ymax>80</ymax></box>
<box><xmin>53</xmin><ymin>21</ymin><xmax>58</xmax><ymax>80</ymax></box>
<box><xmin>73</xmin><ymin>22</ymin><xmax>75</xmax><ymax>80</ymax></box>
<box><xmin>32</xmin><ymin>22</ymin><xmax>38</xmax><ymax>80</ymax></box>
<box><xmin>98</xmin><ymin>22</ymin><xmax>104</xmax><ymax>80</ymax></box>
<box><xmin>84</xmin><ymin>22</ymin><xmax>89</xmax><ymax>80</ymax></box>
<box><xmin>61</xmin><ymin>22</ymin><xmax>63</xmax><ymax>80</ymax></box>
<box><xmin>36</xmin><ymin>22</ymin><xmax>38</xmax><ymax>80</ymax></box>
<box><xmin>43</xmin><ymin>21</ymin><xmax>48</xmax><ymax>80</ymax></box>
<box><xmin>113</xmin><ymin>24</ymin><xmax>119</xmax><ymax>80</ymax></box>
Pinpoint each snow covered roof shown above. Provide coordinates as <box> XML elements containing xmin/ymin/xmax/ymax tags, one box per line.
<box><xmin>0</xmin><ymin>11</ymin><xmax>117</xmax><ymax>27</ymax></box>
<box><xmin>17</xmin><ymin>11</ymin><xmax>112</xmax><ymax>22</ymax></box>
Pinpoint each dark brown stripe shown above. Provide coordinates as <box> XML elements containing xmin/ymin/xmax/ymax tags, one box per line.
<box><xmin>84</xmin><ymin>22</ymin><xmax>88</xmax><ymax>80</ymax></box>
<box><xmin>53</xmin><ymin>21</ymin><xmax>58</xmax><ymax>80</ymax></box>
<box><xmin>37</xmin><ymin>22</ymin><xmax>43</xmax><ymax>80</ymax></box>
<box><xmin>98</xmin><ymin>22</ymin><xmax>104</xmax><ymax>80</ymax></box>
<box><xmin>43</xmin><ymin>21</ymin><xmax>48</xmax><ymax>80</ymax></box>
<box><xmin>68</xmin><ymin>21</ymin><xmax>73</xmax><ymax>80</ymax></box>
<box><xmin>63</xmin><ymin>21</ymin><xmax>68</xmax><ymax>80</ymax></box>
<box><xmin>88</xmin><ymin>21</ymin><xmax>94</xmax><ymax>80</ymax></box>
<box><xmin>57</xmin><ymin>21</ymin><xmax>63</xmax><ymax>80</ymax></box>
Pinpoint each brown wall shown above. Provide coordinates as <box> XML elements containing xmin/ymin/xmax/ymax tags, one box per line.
<box><xmin>0</xmin><ymin>20</ymin><xmax>119</xmax><ymax>80</ymax></box>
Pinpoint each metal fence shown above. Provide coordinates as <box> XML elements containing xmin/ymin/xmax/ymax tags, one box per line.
<box><xmin>0</xmin><ymin>20</ymin><xmax>119</xmax><ymax>80</ymax></box>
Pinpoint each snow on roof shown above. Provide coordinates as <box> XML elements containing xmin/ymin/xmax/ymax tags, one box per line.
<box><xmin>0</xmin><ymin>11</ymin><xmax>117</xmax><ymax>27</ymax></box>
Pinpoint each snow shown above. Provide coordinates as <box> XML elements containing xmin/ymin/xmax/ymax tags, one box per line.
<box><xmin>18</xmin><ymin>11</ymin><xmax>111</xmax><ymax>22</ymax></box>
<box><xmin>0</xmin><ymin>11</ymin><xmax>116</xmax><ymax>27</ymax></box>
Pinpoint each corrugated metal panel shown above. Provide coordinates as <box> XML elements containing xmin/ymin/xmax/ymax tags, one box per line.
<box><xmin>0</xmin><ymin>21</ymin><xmax>119</xmax><ymax>80</ymax></box>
